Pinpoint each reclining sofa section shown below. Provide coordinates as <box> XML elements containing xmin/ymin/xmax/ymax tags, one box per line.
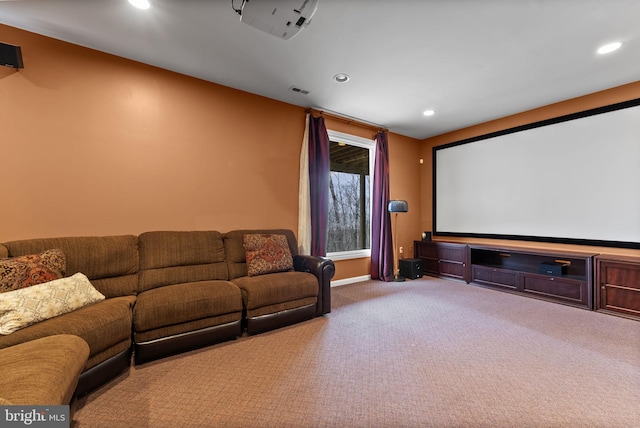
<box><xmin>0</xmin><ymin>229</ymin><xmax>335</xmax><ymax>398</ymax></box>
<box><xmin>224</xmin><ymin>229</ymin><xmax>334</xmax><ymax>335</ymax></box>
<box><xmin>135</xmin><ymin>230</ymin><xmax>243</xmax><ymax>365</ymax></box>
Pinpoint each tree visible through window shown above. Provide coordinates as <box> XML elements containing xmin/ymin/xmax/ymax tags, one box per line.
<box><xmin>327</xmin><ymin>136</ymin><xmax>372</xmax><ymax>254</ymax></box>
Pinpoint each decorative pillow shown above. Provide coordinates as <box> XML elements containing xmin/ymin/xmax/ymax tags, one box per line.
<box><xmin>0</xmin><ymin>272</ymin><xmax>105</xmax><ymax>335</ymax></box>
<box><xmin>243</xmin><ymin>234</ymin><xmax>294</xmax><ymax>277</ymax></box>
<box><xmin>0</xmin><ymin>249</ymin><xmax>66</xmax><ymax>293</ymax></box>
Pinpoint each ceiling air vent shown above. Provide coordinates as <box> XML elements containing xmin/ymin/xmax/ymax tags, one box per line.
<box><xmin>289</xmin><ymin>86</ymin><xmax>310</xmax><ymax>95</ymax></box>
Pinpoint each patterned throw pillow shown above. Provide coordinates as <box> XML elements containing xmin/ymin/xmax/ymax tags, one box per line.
<box><xmin>0</xmin><ymin>272</ymin><xmax>105</xmax><ymax>335</ymax></box>
<box><xmin>0</xmin><ymin>249</ymin><xmax>66</xmax><ymax>293</ymax></box>
<box><xmin>243</xmin><ymin>234</ymin><xmax>294</xmax><ymax>277</ymax></box>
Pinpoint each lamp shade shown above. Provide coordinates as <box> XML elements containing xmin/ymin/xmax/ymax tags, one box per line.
<box><xmin>388</xmin><ymin>200</ymin><xmax>408</xmax><ymax>213</ymax></box>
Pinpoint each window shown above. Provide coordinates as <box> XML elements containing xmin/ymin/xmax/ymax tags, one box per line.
<box><xmin>326</xmin><ymin>130</ymin><xmax>375</xmax><ymax>260</ymax></box>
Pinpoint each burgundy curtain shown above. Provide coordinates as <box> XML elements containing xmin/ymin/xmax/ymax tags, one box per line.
<box><xmin>308</xmin><ymin>115</ymin><xmax>330</xmax><ymax>257</ymax></box>
<box><xmin>371</xmin><ymin>131</ymin><xmax>394</xmax><ymax>281</ymax></box>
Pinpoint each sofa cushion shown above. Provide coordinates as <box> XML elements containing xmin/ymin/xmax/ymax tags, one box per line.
<box><xmin>243</xmin><ymin>234</ymin><xmax>294</xmax><ymax>277</ymax></box>
<box><xmin>134</xmin><ymin>280</ymin><xmax>242</xmax><ymax>333</ymax></box>
<box><xmin>224</xmin><ymin>229</ymin><xmax>300</xmax><ymax>280</ymax></box>
<box><xmin>0</xmin><ymin>249</ymin><xmax>66</xmax><ymax>293</ymax></box>
<box><xmin>2</xmin><ymin>236</ymin><xmax>139</xmax><ymax>298</ymax></box>
<box><xmin>138</xmin><ymin>231</ymin><xmax>228</xmax><ymax>293</ymax></box>
<box><xmin>0</xmin><ymin>273</ymin><xmax>105</xmax><ymax>335</ymax></box>
<box><xmin>0</xmin><ymin>334</ymin><xmax>89</xmax><ymax>405</ymax></box>
<box><xmin>231</xmin><ymin>271</ymin><xmax>318</xmax><ymax>311</ymax></box>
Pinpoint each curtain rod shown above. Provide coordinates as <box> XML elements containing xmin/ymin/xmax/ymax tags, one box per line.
<box><xmin>306</xmin><ymin>108</ymin><xmax>389</xmax><ymax>133</ymax></box>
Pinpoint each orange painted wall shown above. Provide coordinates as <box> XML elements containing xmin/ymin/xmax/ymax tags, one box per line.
<box><xmin>1</xmin><ymin>24</ymin><xmax>304</xmax><ymax>240</ymax></box>
<box><xmin>0</xmin><ymin>24</ymin><xmax>423</xmax><ymax>281</ymax></box>
<box><xmin>420</xmin><ymin>81</ymin><xmax>640</xmax><ymax>258</ymax></box>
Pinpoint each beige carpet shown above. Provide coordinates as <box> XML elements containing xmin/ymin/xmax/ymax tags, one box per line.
<box><xmin>73</xmin><ymin>278</ymin><xmax>640</xmax><ymax>427</ymax></box>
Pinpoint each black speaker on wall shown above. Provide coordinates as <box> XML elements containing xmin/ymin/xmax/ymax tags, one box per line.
<box><xmin>0</xmin><ymin>42</ymin><xmax>24</xmax><ymax>69</ymax></box>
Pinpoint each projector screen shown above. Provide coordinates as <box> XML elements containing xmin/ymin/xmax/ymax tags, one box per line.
<box><xmin>433</xmin><ymin>98</ymin><xmax>640</xmax><ymax>249</ymax></box>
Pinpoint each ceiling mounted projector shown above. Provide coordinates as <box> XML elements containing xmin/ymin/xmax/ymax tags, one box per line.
<box><xmin>239</xmin><ymin>0</ymin><xmax>319</xmax><ymax>40</ymax></box>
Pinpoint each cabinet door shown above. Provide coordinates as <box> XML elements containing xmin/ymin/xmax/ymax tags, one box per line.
<box><xmin>422</xmin><ymin>258</ymin><xmax>440</xmax><ymax>276</ymax></box>
<box><xmin>414</xmin><ymin>241</ymin><xmax>469</xmax><ymax>282</ymax></box>
<box><xmin>415</xmin><ymin>241</ymin><xmax>438</xmax><ymax>259</ymax></box>
<box><xmin>521</xmin><ymin>273</ymin><xmax>588</xmax><ymax>307</ymax></box>
<box><xmin>471</xmin><ymin>265</ymin><xmax>518</xmax><ymax>290</ymax></box>
<box><xmin>597</xmin><ymin>260</ymin><xmax>640</xmax><ymax>319</ymax></box>
<box><xmin>414</xmin><ymin>241</ymin><xmax>438</xmax><ymax>275</ymax></box>
<box><xmin>437</xmin><ymin>244</ymin><xmax>468</xmax><ymax>281</ymax></box>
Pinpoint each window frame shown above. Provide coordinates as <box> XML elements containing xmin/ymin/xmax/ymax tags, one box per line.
<box><xmin>326</xmin><ymin>129</ymin><xmax>376</xmax><ymax>261</ymax></box>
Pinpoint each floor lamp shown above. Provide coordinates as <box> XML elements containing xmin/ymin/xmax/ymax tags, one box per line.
<box><xmin>388</xmin><ymin>200</ymin><xmax>408</xmax><ymax>282</ymax></box>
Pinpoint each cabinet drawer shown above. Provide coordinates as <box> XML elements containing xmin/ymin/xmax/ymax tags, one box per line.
<box><xmin>472</xmin><ymin>265</ymin><xmax>518</xmax><ymax>290</ymax></box>
<box><xmin>440</xmin><ymin>261</ymin><xmax>465</xmax><ymax>280</ymax></box>
<box><xmin>521</xmin><ymin>273</ymin><xmax>586</xmax><ymax>305</ymax></box>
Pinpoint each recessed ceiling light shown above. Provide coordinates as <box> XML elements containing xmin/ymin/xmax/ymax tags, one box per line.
<box><xmin>597</xmin><ymin>41</ymin><xmax>623</xmax><ymax>55</ymax></box>
<box><xmin>333</xmin><ymin>73</ymin><xmax>350</xmax><ymax>83</ymax></box>
<box><xmin>423</xmin><ymin>109</ymin><xmax>435</xmax><ymax>117</ymax></box>
<box><xmin>128</xmin><ymin>0</ymin><xmax>150</xmax><ymax>10</ymax></box>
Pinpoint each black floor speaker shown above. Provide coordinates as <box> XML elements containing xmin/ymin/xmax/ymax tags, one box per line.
<box><xmin>0</xmin><ymin>42</ymin><xmax>24</xmax><ymax>69</ymax></box>
<box><xmin>399</xmin><ymin>258</ymin><xmax>423</xmax><ymax>279</ymax></box>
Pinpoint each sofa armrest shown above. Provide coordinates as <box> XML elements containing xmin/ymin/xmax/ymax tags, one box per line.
<box><xmin>293</xmin><ymin>255</ymin><xmax>335</xmax><ymax>316</ymax></box>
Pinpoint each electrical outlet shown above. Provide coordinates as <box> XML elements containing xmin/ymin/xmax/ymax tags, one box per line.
<box><xmin>399</xmin><ymin>246</ymin><xmax>404</xmax><ymax>254</ymax></box>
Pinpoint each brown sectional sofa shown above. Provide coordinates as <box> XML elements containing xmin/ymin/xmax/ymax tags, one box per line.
<box><xmin>0</xmin><ymin>229</ymin><xmax>334</xmax><ymax>404</ymax></box>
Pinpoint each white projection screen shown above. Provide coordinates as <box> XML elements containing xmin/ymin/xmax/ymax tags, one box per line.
<box><xmin>433</xmin><ymin>99</ymin><xmax>640</xmax><ymax>249</ymax></box>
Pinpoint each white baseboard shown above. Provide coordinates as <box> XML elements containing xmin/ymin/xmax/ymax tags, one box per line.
<box><xmin>331</xmin><ymin>275</ymin><xmax>371</xmax><ymax>287</ymax></box>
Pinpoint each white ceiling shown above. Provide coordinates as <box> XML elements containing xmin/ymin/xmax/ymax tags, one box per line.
<box><xmin>1</xmin><ymin>0</ymin><xmax>638</xmax><ymax>139</ymax></box>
